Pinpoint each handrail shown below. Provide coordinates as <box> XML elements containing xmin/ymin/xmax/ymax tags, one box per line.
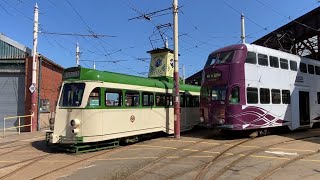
<box><xmin>3</xmin><ymin>113</ymin><xmax>33</xmax><ymax>137</ymax></box>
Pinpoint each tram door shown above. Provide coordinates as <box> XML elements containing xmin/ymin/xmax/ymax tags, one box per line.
<box><xmin>299</xmin><ymin>91</ymin><xmax>310</xmax><ymax>125</ymax></box>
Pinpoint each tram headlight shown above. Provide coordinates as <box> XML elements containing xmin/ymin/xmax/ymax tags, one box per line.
<box><xmin>200</xmin><ymin>117</ymin><xmax>205</xmax><ymax>122</ymax></box>
<box><xmin>218</xmin><ymin>119</ymin><xmax>225</xmax><ymax>124</ymax></box>
<box><xmin>70</xmin><ymin>119</ymin><xmax>80</xmax><ymax>127</ymax></box>
<box><xmin>72</xmin><ymin>128</ymin><xmax>79</xmax><ymax>134</ymax></box>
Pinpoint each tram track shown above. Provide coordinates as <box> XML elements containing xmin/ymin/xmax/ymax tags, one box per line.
<box><xmin>254</xmin><ymin>150</ymin><xmax>320</xmax><ymax>180</ymax></box>
<box><xmin>124</xmin><ymin>134</ymin><xmax>244</xmax><ymax>180</ymax></box>
<box><xmin>204</xmin><ymin>134</ymin><xmax>320</xmax><ymax>180</ymax></box>
<box><xmin>194</xmin><ymin>137</ymin><xmax>255</xmax><ymax>180</ymax></box>
<box><xmin>28</xmin><ymin>145</ymin><xmax>131</xmax><ymax>180</ymax></box>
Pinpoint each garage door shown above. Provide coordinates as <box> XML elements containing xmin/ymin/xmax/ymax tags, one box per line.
<box><xmin>0</xmin><ymin>73</ymin><xmax>25</xmax><ymax>132</ymax></box>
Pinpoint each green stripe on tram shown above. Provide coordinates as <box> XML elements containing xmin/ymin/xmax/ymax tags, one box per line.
<box><xmin>63</xmin><ymin>67</ymin><xmax>200</xmax><ymax>92</ymax></box>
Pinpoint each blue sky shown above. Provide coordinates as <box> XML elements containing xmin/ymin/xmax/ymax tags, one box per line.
<box><xmin>0</xmin><ymin>0</ymin><xmax>319</xmax><ymax>77</ymax></box>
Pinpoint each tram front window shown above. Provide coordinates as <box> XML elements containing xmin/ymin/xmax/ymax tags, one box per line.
<box><xmin>211</xmin><ymin>87</ymin><xmax>226</xmax><ymax>101</ymax></box>
<box><xmin>205</xmin><ymin>50</ymin><xmax>235</xmax><ymax>66</ymax></box>
<box><xmin>59</xmin><ymin>83</ymin><xmax>85</xmax><ymax>107</ymax></box>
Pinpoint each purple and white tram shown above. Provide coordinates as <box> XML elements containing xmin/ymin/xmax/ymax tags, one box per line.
<box><xmin>200</xmin><ymin>43</ymin><xmax>320</xmax><ymax>132</ymax></box>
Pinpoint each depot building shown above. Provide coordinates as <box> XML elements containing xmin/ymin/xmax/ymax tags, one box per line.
<box><xmin>0</xmin><ymin>33</ymin><xmax>64</xmax><ymax>132</ymax></box>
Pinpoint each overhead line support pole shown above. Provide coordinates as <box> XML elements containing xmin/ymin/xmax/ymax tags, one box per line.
<box><xmin>173</xmin><ymin>0</ymin><xmax>180</xmax><ymax>138</ymax></box>
<box><xmin>31</xmin><ymin>3</ymin><xmax>39</xmax><ymax>132</ymax></box>
<box><xmin>241</xmin><ymin>13</ymin><xmax>245</xmax><ymax>44</ymax></box>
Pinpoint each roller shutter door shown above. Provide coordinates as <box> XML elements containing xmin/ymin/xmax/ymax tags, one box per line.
<box><xmin>0</xmin><ymin>73</ymin><xmax>25</xmax><ymax>131</ymax></box>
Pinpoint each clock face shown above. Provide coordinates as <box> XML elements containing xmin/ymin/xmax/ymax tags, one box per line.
<box><xmin>154</xmin><ymin>58</ymin><xmax>163</xmax><ymax>67</ymax></box>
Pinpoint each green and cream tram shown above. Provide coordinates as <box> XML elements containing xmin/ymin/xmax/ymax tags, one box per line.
<box><xmin>46</xmin><ymin>67</ymin><xmax>200</xmax><ymax>148</ymax></box>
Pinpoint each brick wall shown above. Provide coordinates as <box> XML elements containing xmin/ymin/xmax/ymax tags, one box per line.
<box><xmin>25</xmin><ymin>56</ymin><xmax>63</xmax><ymax>131</ymax></box>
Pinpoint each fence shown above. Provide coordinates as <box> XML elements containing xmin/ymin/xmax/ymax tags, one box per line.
<box><xmin>3</xmin><ymin>113</ymin><xmax>33</xmax><ymax>137</ymax></box>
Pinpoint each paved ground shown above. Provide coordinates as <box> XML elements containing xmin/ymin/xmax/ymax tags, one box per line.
<box><xmin>0</xmin><ymin>128</ymin><xmax>319</xmax><ymax>180</ymax></box>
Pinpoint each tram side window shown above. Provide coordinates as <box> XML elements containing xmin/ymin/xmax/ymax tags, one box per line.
<box><xmin>271</xmin><ymin>89</ymin><xmax>281</xmax><ymax>104</ymax></box>
<box><xmin>247</xmin><ymin>87</ymin><xmax>258</xmax><ymax>104</ymax></box>
<box><xmin>269</xmin><ymin>56</ymin><xmax>279</xmax><ymax>68</ymax></box>
<box><xmin>125</xmin><ymin>91</ymin><xmax>140</xmax><ymax>107</ymax></box>
<box><xmin>290</xmin><ymin>61</ymin><xmax>297</xmax><ymax>71</ymax></box>
<box><xmin>300</xmin><ymin>63</ymin><xmax>307</xmax><ymax>73</ymax></box>
<box><xmin>180</xmin><ymin>93</ymin><xmax>185</xmax><ymax>107</ymax></box>
<box><xmin>229</xmin><ymin>86</ymin><xmax>240</xmax><ymax>104</ymax></box>
<box><xmin>186</xmin><ymin>96</ymin><xmax>193</xmax><ymax>107</ymax></box>
<box><xmin>156</xmin><ymin>93</ymin><xmax>166</xmax><ymax>106</ymax></box>
<box><xmin>282</xmin><ymin>90</ymin><xmax>291</xmax><ymax>104</ymax></box>
<box><xmin>193</xmin><ymin>96</ymin><xmax>200</xmax><ymax>107</ymax></box>
<box><xmin>245</xmin><ymin>52</ymin><xmax>257</xmax><ymax>64</ymax></box>
<box><xmin>280</xmin><ymin>58</ymin><xmax>289</xmax><ymax>70</ymax></box>
<box><xmin>142</xmin><ymin>92</ymin><xmax>154</xmax><ymax>106</ymax></box>
<box><xmin>166</xmin><ymin>95</ymin><xmax>173</xmax><ymax>106</ymax></box>
<box><xmin>88</xmin><ymin>88</ymin><xmax>100</xmax><ymax>107</ymax></box>
<box><xmin>308</xmin><ymin>64</ymin><xmax>315</xmax><ymax>74</ymax></box>
<box><xmin>315</xmin><ymin>66</ymin><xmax>320</xmax><ymax>75</ymax></box>
<box><xmin>260</xmin><ymin>88</ymin><xmax>270</xmax><ymax>104</ymax></box>
<box><xmin>317</xmin><ymin>92</ymin><xmax>320</xmax><ymax>104</ymax></box>
<box><xmin>185</xmin><ymin>95</ymin><xmax>199</xmax><ymax>107</ymax></box>
<box><xmin>105</xmin><ymin>90</ymin><xmax>122</xmax><ymax>107</ymax></box>
<box><xmin>258</xmin><ymin>54</ymin><xmax>268</xmax><ymax>66</ymax></box>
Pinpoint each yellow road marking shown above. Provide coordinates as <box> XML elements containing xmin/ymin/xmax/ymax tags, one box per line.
<box><xmin>269</xmin><ymin>147</ymin><xmax>316</xmax><ymax>152</ymax></box>
<box><xmin>200</xmin><ymin>142</ymin><xmax>220</xmax><ymax>145</ymax></box>
<box><xmin>189</xmin><ymin>155</ymin><xmax>215</xmax><ymax>158</ymax></box>
<box><xmin>130</xmin><ymin>144</ymin><xmax>317</xmax><ymax>154</ymax></box>
<box><xmin>92</xmin><ymin>157</ymin><xmax>159</xmax><ymax>161</ymax></box>
<box><xmin>166</xmin><ymin>156</ymin><xmax>179</xmax><ymax>159</ymax></box>
<box><xmin>301</xmin><ymin>159</ymin><xmax>320</xmax><ymax>163</ymax></box>
<box><xmin>1</xmin><ymin>154</ymin><xmax>319</xmax><ymax>164</ymax></box>
<box><xmin>131</xmin><ymin>145</ymin><xmax>177</xmax><ymax>150</ymax></box>
<box><xmin>162</xmin><ymin>139</ymin><xmax>197</xmax><ymax>143</ymax></box>
<box><xmin>183</xmin><ymin>149</ymin><xmax>199</xmax><ymax>152</ymax></box>
<box><xmin>247</xmin><ymin>155</ymin><xmax>290</xmax><ymax>160</ymax></box>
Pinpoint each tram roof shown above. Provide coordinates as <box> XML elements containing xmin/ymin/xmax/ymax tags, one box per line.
<box><xmin>63</xmin><ymin>67</ymin><xmax>200</xmax><ymax>92</ymax></box>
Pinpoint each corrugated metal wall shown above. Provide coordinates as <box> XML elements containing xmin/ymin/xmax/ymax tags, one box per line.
<box><xmin>0</xmin><ymin>40</ymin><xmax>27</xmax><ymax>59</ymax></box>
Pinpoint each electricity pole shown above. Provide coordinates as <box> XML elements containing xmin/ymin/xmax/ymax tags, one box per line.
<box><xmin>31</xmin><ymin>3</ymin><xmax>39</xmax><ymax>132</ymax></box>
<box><xmin>241</xmin><ymin>13</ymin><xmax>246</xmax><ymax>43</ymax></box>
<box><xmin>76</xmin><ymin>42</ymin><xmax>80</xmax><ymax>66</ymax></box>
<box><xmin>173</xmin><ymin>0</ymin><xmax>180</xmax><ymax>138</ymax></box>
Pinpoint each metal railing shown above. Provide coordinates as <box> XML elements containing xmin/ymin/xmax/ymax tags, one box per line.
<box><xmin>3</xmin><ymin>113</ymin><xmax>33</xmax><ymax>137</ymax></box>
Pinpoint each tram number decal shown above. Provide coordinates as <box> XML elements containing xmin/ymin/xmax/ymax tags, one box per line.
<box><xmin>130</xmin><ymin>115</ymin><xmax>135</xmax><ymax>123</ymax></box>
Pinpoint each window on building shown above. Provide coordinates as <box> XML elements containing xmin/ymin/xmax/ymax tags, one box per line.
<box><xmin>300</xmin><ymin>63</ymin><xmax>307</xmax><ymax>73</ymax></box>
<box><xmin>260</xmin><ymin>88</ymin><xmax>270</xmax><ymax>104</ymax></box>
<box><xmin>142</xmin><ymin>92</ymin><xmax>154</xmax><ymax>106</ymax></box>
<box><xmin>290</xmin><ymin>61</ymin><xmax>297</xmax><ymax>71</ymax></box>
<box><xmin>317</xmin><ymin>92</ymin><xmax>320</xmax><ymax>104</ymax></box>
<box><xmin>308</xmin><ymin>64</ymin><xmax>315</xmax><ymax>74</ymax></box>
<box><xmin>315</xmin><ymin>66</ymin><xmax>320</xmax><ymax>75</ymax></box>
<box><xmin>282</xmin><ymin>90</ymin><xmax>290</xmax><ymax>104</ymax></box>
<box><xmin>40</xmin><ymin>99</ymin><xmax>50</xmax><ymax>113</ymax></box>
<box><xmin>156</xmin><ymin>93</ymin><xmax>166</xmax><ymax>106</ymax></box>
<box><xmin>269</xmin><ymin>56</ymin><xmax>279</xmax><ymax>68</ymax></box>
<box><xmin>229</xmin><ymin>86</ymin><xmax>240</xmax><ymax>104</ymax></box>
<box><xmin>258</xmin><ymin>54</ymin><xmax>268</xmax><ymax>66</ymax></box>
<box><xmin>125</xmin><ymin>91</ymin><xmax>140</xmax><ymax>107</ymax></box>
<box><xmin>245</xmin><ymin>52</ymin><xmax>257</xmax><ymax>64</ymax></box>
<box><xmin>87</xmin><ymin>88</ymin><xmax>100</xmax><ymax>107</ymax></box>
<box><xmin>280</xmin><ymin>58</ymin><xmax>289</xmax><ymax>69</ymax></box>
<box><xmin>271</xmin><ymin>89</ymin><xmax>281</xmax><ymax>104</ymax></box>
<box><xmin>106</xmin><ymin>89</ymin><xmax>122</xmax><ymax>107</ymax></box>
<box><xmin>247</xmin><ymin>87</ymin><xmax>258</xmax><ymax>104</ymax></box>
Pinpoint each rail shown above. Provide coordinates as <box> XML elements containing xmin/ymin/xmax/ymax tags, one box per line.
<box><xmin>3</xmin><ymin>113</ymin><xmax>33</xmax><ymax>137</ymax></box>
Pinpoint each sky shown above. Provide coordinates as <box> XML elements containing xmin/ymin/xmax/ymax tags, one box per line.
<box><xmin>0</xmin><ymin>0</ymin><xmax>319</xmax><ymax>77</ymax></box>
